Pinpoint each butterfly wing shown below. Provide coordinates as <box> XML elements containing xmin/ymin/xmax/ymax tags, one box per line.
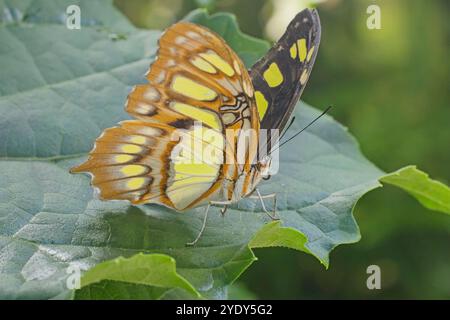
<box><xmin>127</xmin><ymin>22</ymin><xmax>256</xmax><ymax>128</ymax></box>
<box><xmin>250</xmin><ymin>8</ymin><xmax>321</xmax><ymax>142</ymax></box>
<box><xmin>71</xmin><ymin>22</ymin><xmax>259</xmax><ymax>210</ymax></box>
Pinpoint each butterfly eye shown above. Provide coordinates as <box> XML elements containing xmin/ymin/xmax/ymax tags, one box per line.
<box><xmin>252</xmin><ymin>163</ymin><xmax>262</xmax><ymax>172</ymax></box>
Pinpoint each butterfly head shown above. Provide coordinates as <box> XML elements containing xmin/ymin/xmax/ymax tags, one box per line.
<box><xmin>246</xmin><ymin>155</ymin><xmax>272</xmax><ymax>196</ymax></box>
<box><xmin>258</xmin><ymin>155</ymin><xmax>272</xmax><ymax>179</ymax></box>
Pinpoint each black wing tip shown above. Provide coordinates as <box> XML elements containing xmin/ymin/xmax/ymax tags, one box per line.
<box><xmin>301</xmin><ymin>7</ymin><xmax>318</xmax><ymax>16</ymax></box>
<box><xmin>296</xmin><ymin>7</ymin><xmax>321</xmax><ymax>26</ymax></box>
<box><xmin>294</xmin><ymin>8</ymin><xmax>321</xmax><ymax>43</ymax></box>
<box><xmin>286</xmin><ymin>8</ymin><xmax>321</xmax><ymax>36</ymax></box>
<box><xmin>309</xmin><ymin>8</ymin><xmax>321</xmax><ymax>27</ymax></box>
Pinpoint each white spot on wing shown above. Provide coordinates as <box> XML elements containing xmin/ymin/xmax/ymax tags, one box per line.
<box><xmin>175</xmin><ymin>36</ymin><xmax>188</xmax><ymax>45</ymax></box>
<box><xmin>144</xmin><ymin>88</ymin><xmax>160</xmax><ymax>101</ymax></box>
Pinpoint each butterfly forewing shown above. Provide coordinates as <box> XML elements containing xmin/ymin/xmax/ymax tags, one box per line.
<box><xmin>250</xmin><ymin>9</ymin><xmax>321</xmax><ymax>141</ymax></box>
<box><xmin>71</xmin><ymin>22</ymin><xmax>260</xmax><ymax>210</ymax></box>
<box><xmin>127</xmin><ymin>22</ymin><xmax>255</xmax><ymax>128</ymax></box>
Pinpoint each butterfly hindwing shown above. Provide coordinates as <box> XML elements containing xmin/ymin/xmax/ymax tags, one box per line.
<box><xmin>250</xmin><ymin>9</ymin><xmax>321</xmax><ymax>136</ymax></box>
<box><xmin>71</xmin><ymin>121</ymin><xmax>176</xmax><ymax>204</ymax></box>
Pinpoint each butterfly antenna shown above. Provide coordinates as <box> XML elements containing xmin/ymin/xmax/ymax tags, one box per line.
<box><xmin>260</xmin><ymin>116</ymin><xmax>296</xmax><ymax>156</ymax></box>
<box><xmin>279</xmin><ymin>116</ymin><xmax>296</xmax><ymax>141</ymax></box>
<box><xmin>270</xmin><ymin>106</ymin><xmax>333</xmax><ymax>155</ymax></box>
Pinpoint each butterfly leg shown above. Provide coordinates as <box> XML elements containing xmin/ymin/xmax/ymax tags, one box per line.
<box><xmin>220</xmin><ymin>205</ymin><xmax>228</xmax><ymax>216</ymax></box>
<box><xmin>211</xmin><ymin>200</ymin><xmax>233</xmax><ymax>217</ymax></box>
<box><xmin>186</xmin><ymin>203</ymin><xmax>211</xmax><ymax>247</ymax></box>
<box><xmin>186</xmin><ymin>200</ymin><xmax>233</xmax><ymax>246</ymax></box>
<box><xmin>249</xmin><ymin>189</ymin><xmax>279</xmax><ymax>220</ymax></box>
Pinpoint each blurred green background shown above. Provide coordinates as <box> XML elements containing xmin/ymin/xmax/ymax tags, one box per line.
<box><xmin>114</xmin><ymin>0</ymin><xmax>450</xmax><ymax>299</ymax></box>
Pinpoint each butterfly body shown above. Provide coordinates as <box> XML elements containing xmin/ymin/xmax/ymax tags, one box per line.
<box><xmin>71</xmin><ymin>9</ymin><xmax>321</xmax><ymax>215</ymax></box>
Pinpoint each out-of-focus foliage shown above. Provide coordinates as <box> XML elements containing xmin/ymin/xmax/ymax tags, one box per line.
<box><xmin>114</xmin><ymin>0</ymin><xmax>450</xmax><ymax>299</ymax></box>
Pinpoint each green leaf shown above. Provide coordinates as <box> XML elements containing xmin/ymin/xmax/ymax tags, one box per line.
<box><xmin>0</xmin><ymin>0</ymin><xmax>135</xmax><ymax>32</ymax></box>
<box><xmin>1</xmin><ymin>2</ymin><xmax>448</xmax><ymax>300</ymax></box>
<box><xmin>0</xmin><ymin>27</ymin><xmax>159</xmax><ymax>158</ymax></box>
<box><xmin>381</xmin><ymin>166</ymin><xmax>450</xmax><ymax>215</ymax></box>
<box><xmin>249</xmin><ymin>221</ymin><xmax>312</xmax><ymax>256</ymax></box>
<box><xmin>78</xmin><ymin>253</ymin><xmax>200</xmax><ymax>297</ymax></box>
<box><xmin>0</xmin><ymin>103</ymin><xmax>382</xmax><ymax>299</ymax></box>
